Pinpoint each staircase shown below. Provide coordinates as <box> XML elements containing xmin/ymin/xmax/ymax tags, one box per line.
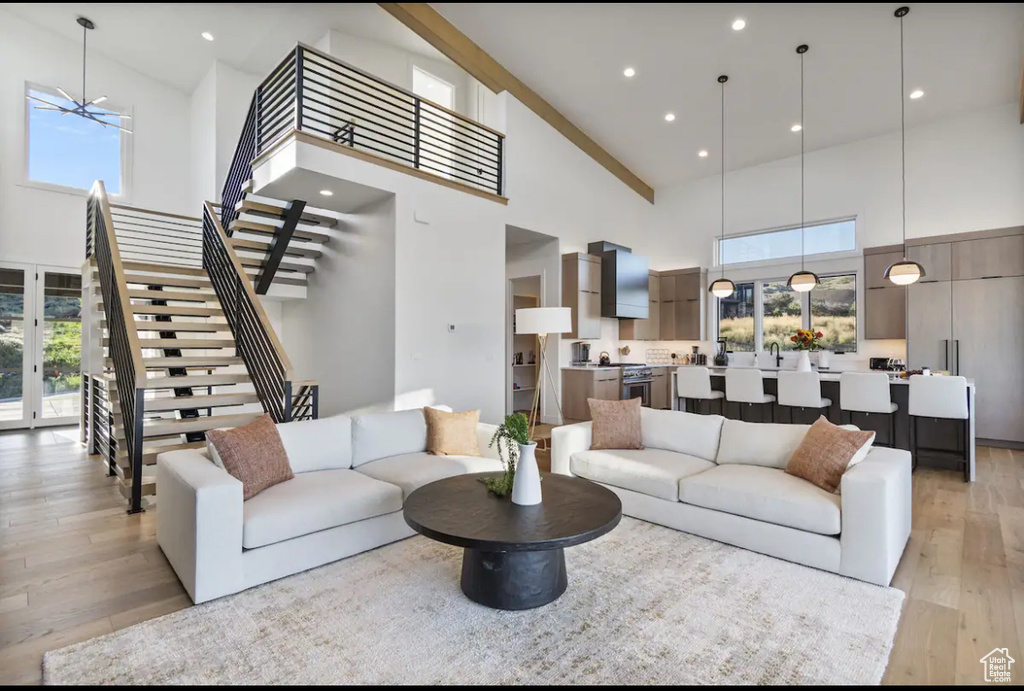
<box><xmin>84</xmin><ymin>181</ymin><xmax>318</xmax><ymax>512</ymax></box>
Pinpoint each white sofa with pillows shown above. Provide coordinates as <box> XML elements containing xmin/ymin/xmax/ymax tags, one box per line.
<box><xmin>157</xmin><ymin>408</ymin><xmax>504</xmax><ymax>604</ymax></box>
<box><xmin>551</xmin><ymin>408</ymin><xmax>912</xmax><ymax>586</ymax></box>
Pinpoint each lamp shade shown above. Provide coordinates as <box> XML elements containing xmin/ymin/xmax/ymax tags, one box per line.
<box><xmin>515</xmin><ymin>307</ymin><xmax>572</xmax><ymax>335</ymax></box>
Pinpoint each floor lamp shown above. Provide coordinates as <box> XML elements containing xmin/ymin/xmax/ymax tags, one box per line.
<box><xmin>514</xmin><ymin>307</ymin><xmax>571</xmax><ymax>438</ymax></box>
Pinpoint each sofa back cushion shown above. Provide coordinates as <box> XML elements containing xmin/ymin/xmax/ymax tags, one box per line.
<box><xmin>351</xmin><ymin>408</ymin><xmax>431</xmax><ymax>467</ymax></box>
<box><xmin>716</xmin><ymin>419</ymin><xmax>814</xmax><ymax>469</ymax></box>
<box><xmin>276</xmin><ymin>414</ymin><xmax>353</xmax><ymax>473</ymax></box>
<box><xmin>640</xmin><ymin>408</ymin><xmax>725</xmax><ymax>461</ymax></box>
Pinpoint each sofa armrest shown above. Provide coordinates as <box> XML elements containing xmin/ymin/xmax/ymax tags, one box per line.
<box><xmin>156</xmin><ymin>448</ymin><xmax>244</xmax><ymax>604</ymax></box>
<box><xmin>839</xmin><ymin>446</ymin><xmax>912</xmax><ymax>586</ymax></box>
<box><xmin>551</xmin><ymin>421</ymin><xmax>592</xmax><ymax>476</ymax></box>
<box><xmin>476</xmin><ymin>422</ymin><xmax>502</xmax><ymax>462</ymax></box>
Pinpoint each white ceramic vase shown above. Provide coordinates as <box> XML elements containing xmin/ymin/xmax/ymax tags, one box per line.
<box><xmin>818</xmin><ymin>350</ymin><xmax>831</xmax><ymax>369</ymax></box>
<box><xmin>511</xmin><ymin>442</ymin><xmax>542</xmax><ymax>506</ymax></box>
<box><xmin>796</xmin><ymin>350</ymin><xmax>812</xmax><ymax>372</ymax></box>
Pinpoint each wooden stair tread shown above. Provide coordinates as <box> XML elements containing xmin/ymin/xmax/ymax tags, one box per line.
<box><xmin>121</xmin><ymin>261</ymin><xmax>208</xmax><ymax>277</ymax></box>
<box><xmin>105</xmin><ymin>357</ymin><xmax>242</xmax><ymax>370</ymax></box>
<box><xmin>128</xmin><ymin>289</ymin><xmax>218</xmax><ymax>303</ymax></box>
<box><xmin>240</xmin><ymin>270</ymin><xmax>307</xmax><ymax>287</ymax></box>
<box><xmin>237</xmin><ymin>256</ymin><xmax>315</xmax><ymax>274</ymax></box>
<box><xmin>230</xmin><ymin>219</ymin><xmax>331</xmax><ymax>244</ymax></box>
<box><xmin>142</xmin><ymin>393</ymin><xmax>261</xmax><ymax>412</ymax></box>
<box><xmin>140</xmin><ymin>413</ymin><xmax>263</xmax><ymax>438</ymax></box>
<box><xmin>112</xmin><ymin>338</ymin><xmax>236</xmax><ymax>349</ymax></box>
<box><xmin>127</xmin><ymin>322</ymin><xmax>232</xmax><ymax>333</ymax></box>
<box><xmin>131</xmin><ymin>304</ymin><xmax>225</xmax><ymax>317</ymax></box>
<box><xmin>123</xmin><ymin>273</ymin><xmax>211</xmax><ymax>289</ymax></box>
<box><xmin>229</xmin><ymin>237</ymin><xmax>323</xmax><ymax>259</ymax></box>
<box><xmin>236</xmin><ymin>197</ymin><xmax>338</xmax><ymax>228</ymax></box>
<box><xmin>143</xmin><ymin>373</ymin><xmax>251</xmax><ymax>389</ymax></box>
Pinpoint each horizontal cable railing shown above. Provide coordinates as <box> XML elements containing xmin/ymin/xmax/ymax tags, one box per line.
<box><xmin>87</xmin><ymin>181</ymin><xmax>148</xmax><ymax>513</ymax></box>
<box><xmin>202</xmin><ymin>202</ymin><xmax>316</xmax><ymax>422</ymax></box>
<box><xmin>254</xmin><ymin>43</ymin><xmax>505</xmax><ymax>196</ymax></box>
<box><xmin>221</xmin><ymin>92</ymin><xmax>258</xmax><ymax>232</ymax></box>
<box><xmin>108</xmin><ymin>204</ymin><xmax>203</xmax><ymax>269</ymax></box>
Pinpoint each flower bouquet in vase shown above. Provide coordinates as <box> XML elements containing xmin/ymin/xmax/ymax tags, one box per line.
<box><xmin>790</xmin><ymin>329</ymin><xmax>824</xmax><ymax>372</ymax></box>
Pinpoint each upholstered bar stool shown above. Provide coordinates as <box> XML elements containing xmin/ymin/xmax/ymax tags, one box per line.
<box><xmin>840</xmin><ymin>372</ymin><xmax>898</xmax><ymax>447</ymax></box>
<box><xmin>777</xmin><ymin>371</ymin><xmax>832</xmax><ymax>424</ymax></box>
<box><xmin>675</xmin><ymin>367</ymin><xmax>725</xmax><ymax>415</ymax></box>
<box><xmin>908</xmin><ymin>375</ymin><xmax>971</xmax><ymax>480</ymax></box>
<box><xmin>725</xmin><ymin>368</ymin><xmax>775</xmax><ymax>422</ymax></box>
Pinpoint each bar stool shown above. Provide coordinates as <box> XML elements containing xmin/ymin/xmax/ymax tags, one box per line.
<box><xmin>725</xmin><ymin>368</ymin><xmax>775</xmax><ymax>422</ymax></box>
<box><xmin>675</xmin><ymin>367</ymin><xmax>725</xmax><ymax>415</ymax></box>
<box><xmin>840</xmin><ymin>372</ymin><xmax>898</xmax><ymax>447</ymax></box>
<box><xmin>777</xmin><ymin>371</ymin><xmax>832</xmax><ymax>424</ymax></box>
<box><xmin>907</xmin><ymin>375</ymin><xmax>970</xmax><ymax>481</ymax></box>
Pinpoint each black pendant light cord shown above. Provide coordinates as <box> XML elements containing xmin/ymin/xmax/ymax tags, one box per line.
<box><xmin>899</xmin><ymin>9</ymin><xmax>907</xmax><ymax>258</ymax></box>
<box><xmin>720</xmin><ymin>75</ymin><xmax>726</xmax><ymax>280</ymax></box>
<box><xmin>799</xmin><ymin>46</ymin><xmax>806</xmax><ymax>272</ymax></box>
<box><xmin>82</xmin><ymin>21</ymin><xmax>87</xmax><ymax>105</ymax></box>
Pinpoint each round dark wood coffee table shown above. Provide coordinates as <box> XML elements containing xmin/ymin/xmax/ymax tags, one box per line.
<box><xmin>403</xmin><ymin>472</ymin><xmax>621</xmax><ymax>610</ymax></box>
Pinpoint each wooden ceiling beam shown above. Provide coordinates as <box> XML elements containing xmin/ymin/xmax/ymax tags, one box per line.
<box><xmin>379</xmin><ymin>3</ymin><xmax>655</xmax><ymax>204</ymax></box>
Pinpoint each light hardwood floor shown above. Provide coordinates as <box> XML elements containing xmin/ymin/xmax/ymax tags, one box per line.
<box><xmin>0</xmin><ymin>426</ymin><xmax>1020</xmax><ymax>685</ymax></box>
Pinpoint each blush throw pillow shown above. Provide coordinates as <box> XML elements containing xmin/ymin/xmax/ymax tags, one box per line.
<box><xmin>785</xmin><ymin>416</ymin><xmax>875</xmax><ymax>493</ymax></box>
<box><xmin>589</xmin><ymin>397</ymin><xmax>644</xmax><ymax>450</ymax></box>
<box><xmin>424</xmin><ymin>407</ymin><xmax>481</xmax><ymax>456</ymax></box>
<box><xmin>207</xmin><ymin>414</ymin><xmax>294</xmax><ymax>500</ymax></box>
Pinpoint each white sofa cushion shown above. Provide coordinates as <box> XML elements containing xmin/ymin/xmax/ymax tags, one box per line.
<box><xmin>242</xmin><ymin>469</ymin><xmax>402</xmax><ymax>549</ymax></box>
<box><xmin>640</xmin><ymin>408</ymin><xmax>725</xmax><ymax>461</ymax></box>
<box><xmin>715</xmin><ymin>419</ymin><xmax>814</xmax><ymax>469</ymax></box>
<box><xmin>678</xmin><ymin>464</ymin><xmax>841</xmax><ymax>536</ymax></box>
<box><xmin>356</xmin><ymin>451</ymin><xmax>504</xmax><ymax>499</ymax></box>
<box><xmin>276</xmin><ymin>414</ymin><xmax>353</xmax><ymax>473</ymax></box>
<box><xmin>570</xmin><ymin>448</ymin><xmax>715</xmax><ymax>502</ymax></box>
<box><xmin>351</xmin><ymin>408</ymin><xmax>429</xmax><ymax>468</ymax></box>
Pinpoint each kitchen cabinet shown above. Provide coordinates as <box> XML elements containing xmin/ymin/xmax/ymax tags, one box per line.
<box><xmin>562</xmin><ymin>253</ymin><xmax>602</xmax><ymax>339</ymax></box>
<box><xmin>907</xmin><ymin>280</ymin><xmax>953</xmax><ymax>371</ymax></box>
<box><xmin>907</xmin><ymin>242</ymin><xmax>952</xmax><ymax>283</ymax></box>
<box><xmin>669</xmin><ymin>269</ymin><xmax>706</xmax><ymax>341</ymax></box>
<box><xmin>619</xmin><ymin>271</ymin><xmax>661</xmax><ymax>341</ymax></box>
<box><xmin>864</xmin><ymin>248</ymin><xmax>904</xmax><ymax>289</ymax></box>
<box><xmin>863</xmin><ymin>246</ymin><xmax>906</xmax><ymax>339</ymax></box>
<box><xmin>650</xmin><ymin>368</ymin><xmax>671</xmax><ymax>410</ymax></box>
<box><xmin>952</xmin><ymin>234</ymin><xmax>1024</xmax><ymax>280</ymax></box>
<box><xmin>561</xmin><ymin>368</ymin><xmax>620</xmax><ymax>422</ymax></box>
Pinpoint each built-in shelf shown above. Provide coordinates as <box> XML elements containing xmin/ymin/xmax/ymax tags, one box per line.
<box><xmin>512</xmin><ymin>387</ymin><xmax>536</xmax><ymax>393</ymax></box>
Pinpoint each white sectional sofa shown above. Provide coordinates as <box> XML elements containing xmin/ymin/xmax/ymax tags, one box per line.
<box><xmin>157</xmin><ymin>408</ymin><xmax>504</xmax><ymax>603</ymax></box>
<box><xmin>551</xmin><ymin>408</ymin><xmax>911</xmax><ymax>586</ymax></box>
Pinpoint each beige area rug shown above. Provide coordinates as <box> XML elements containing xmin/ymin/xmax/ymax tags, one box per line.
<box><xmin>43</xmin><ymin>518</ymin><xmax>903</xmax><ymax>685</ymax></box>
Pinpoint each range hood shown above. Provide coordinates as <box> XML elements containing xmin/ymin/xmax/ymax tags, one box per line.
<box><xmin>588</xmin><ymin>241</ymin><xmax>649</xmax><ymax>319</ymax></box>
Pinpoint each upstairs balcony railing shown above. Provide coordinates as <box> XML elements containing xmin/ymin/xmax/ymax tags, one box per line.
<box><xmin>253</xmin><ymin>43</ymin><xmax>505</xmax><ymax>197</ymax></box>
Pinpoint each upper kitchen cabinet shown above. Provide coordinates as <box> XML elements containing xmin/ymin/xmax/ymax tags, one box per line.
<box><xmin>907</xmin><ymin>242</ymin><xmax>952</xmax><ymax>283</ymax></box>
<box><xmin>665</xmin><ymin>268</ymin><xmax>707</xmax><ymax>341</ymax></box>
<box><xmin>619</xmin><ymin>271</ymin><xmax>661</xmax><ymax>340</ymax></box>
<box><xmin>562</xmin><ymin>253</ymin><xmax>602</xmax><ymax>339</ymax></box>
<box><xmin>863</xmin><ymin>245</ymin><xmax>906</xmax><ymax>339</ymax></box>
<box><xmin>864</xmin><ymin>246</ymin><xmax>904</xmax><ymax>289</ymax></box>
<box><xmin>952</xmin><ymin>233</ymin><xmax>1024</xmax><ymax>280</ymax></box>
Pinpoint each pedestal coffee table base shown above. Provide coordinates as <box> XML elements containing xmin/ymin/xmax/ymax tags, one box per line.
<box><xmin>460</xmin><ymin>547</ymin><xmax>567</xmax><ymax>610</ymax></box>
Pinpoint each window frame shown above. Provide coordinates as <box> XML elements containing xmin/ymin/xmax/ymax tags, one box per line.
<box><xmin>715</xmin><ymin>217</ymin><xmax>859</xmax><ymax>271</ymax></box>
<box><xmin>21</xmin><ymin>81</ymin><xmax>133</xmax><ymax>200</ymax></box>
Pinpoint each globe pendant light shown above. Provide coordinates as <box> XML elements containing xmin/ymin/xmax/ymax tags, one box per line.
<box><xmin>884</xmin><ymin>6</ymin><xmax>926</xmax><ymax>286</ymax></box>
<box><xmin>709</xmin><ymin>75</ymin><xmax>736</xmax><ymax>299</ymax></box>
<box><xmin>788</xmin><ymin>44</ymin><xmax>818</xmax><ymax>293</ymax></box>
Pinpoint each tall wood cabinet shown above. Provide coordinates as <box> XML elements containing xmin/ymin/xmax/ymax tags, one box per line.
<box><xmin>562</xmin><ymin>253</ymin><xmax>602</xmax><ymax>339</ymax></box>
<box><xmin>660</xmin><ymin>268</ymin><xmax>706</xmax><ymax>341</ymax></box>
<box><xmin>618</xmin><ymin>271</ymin><xmax>661</xmax><ymax>340</ymax></box>
<box><xmin>863</xmin><ymin>245</ymin><xmax>906</xmax><ymax>340</ymax></box>
<box><xmin>561</xmin><ymin>368</ymin><xmax>620</xmax><ymax>422</ymax></box>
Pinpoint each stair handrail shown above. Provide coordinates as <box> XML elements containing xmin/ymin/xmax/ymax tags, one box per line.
<box><xmin>87</xmin><ymin>180</ymin><xmax>148</xmax><ymax>512</ymax></box>
<box><xmin>202</xmin><ymin>201</ymin><xmax>317</xmax><ymax>422</ymax></box>
<box><xmin>219</xmin><ymin>91</ymin><xmax>258</xmax><ymax>232</ymax></box>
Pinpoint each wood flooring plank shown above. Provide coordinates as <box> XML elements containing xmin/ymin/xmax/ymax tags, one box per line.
<box><xmin>911</xmin><ymin>527</ymin><xmax>963</xmax><ymax>609</ymax></box>
<box><xmin>882</xmin><ymin>598</ymin><xmax>959</xmax><ymax>685</ymax></box>
<box><xmin>0</xmin><ymin>616</ymin><xmax>113</xmax><ymax>685</ymax></box>
<box><xmin>890</xmin><ymin>529</ymin><xmax>925</xmax><ymax>595</ymax></box>
<box><xmin>955</xmin><ymin>560</ymin><xmax>1021</xmax><ymax>685</ymax></box>
<box><xmin>962</xmin><ymin>511</ymin><xmax>1007</xmax><ymax>567</ymax></box>
<box><xmin>0</xmin><ymin>593</ymin><xmax>28</xmax><ymax>614</ymax></box>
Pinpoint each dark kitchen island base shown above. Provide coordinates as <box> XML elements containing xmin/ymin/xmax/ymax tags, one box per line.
<box><xmin>461</xmin><ymin>547</ymin><xmax>568</xmax><ymax>610</ymax></box>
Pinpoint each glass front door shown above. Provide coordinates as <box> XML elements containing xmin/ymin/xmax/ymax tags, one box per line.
<box><xmin>36</xmin><ymin>270</ymin><xmax>82</xmax><ymax>426</ymax></box>
<box><xmin>0</xmin><ymin>266</ymin><xmax>30</xmax><ymax>429</ymax></box>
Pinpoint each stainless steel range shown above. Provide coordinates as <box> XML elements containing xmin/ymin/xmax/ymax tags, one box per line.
<box><xmin>611</xmin><ymin>363</ymin><xmax>653</xmax><ymax>406</ymax></box>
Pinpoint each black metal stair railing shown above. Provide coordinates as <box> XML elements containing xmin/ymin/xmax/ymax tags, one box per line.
<box><xmin>220</xmin><ymin>92</ymin><xmax>258</xmax><ymax>232</ymax></box>
<box><xmin>201</xmin><ymin>202</ymin><xmax>317</xmax><ymax>422</ymax></box>
<box><xmin>252</xmin><ymin>43</ymin><xmax>505</xmax><ymax>196</ymax></box>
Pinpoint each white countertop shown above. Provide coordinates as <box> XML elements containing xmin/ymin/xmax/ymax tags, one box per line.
<box><xmin>563</xmin><ymin>363</ymin><xmax>974</xmax><ymax>386</ymax></box>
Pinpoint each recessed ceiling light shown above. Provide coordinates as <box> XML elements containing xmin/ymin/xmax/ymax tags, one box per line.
<box><xmin>623</xmin><ymin>67</ymin><xmax>636</xmax><ymax>78</ymax></box>
<box><xmin>909</xmin><ymin>89</ymin><xmax>924</xmax><ymax>99</ymax></box>
<box><xmin>319</xmin><ymin>189</ymin><xmax>333</xmax><ymax>196</ymax></box>
<box><xmin>698</xmin><ymin>150</ymin><xmax>709</xmax><ymax>158</ymax></box>
<box><xmin>791</xmin><ymin>123</ymin><xmax>802</xmax><ymax>132</ymax></box>
<box><xmin>664</xmin><ymin>113</ymin><xmax>676</xmax><ymax>122</ymax></box>
<box><xmin>201</xmin><ymin>31</ymin><xmax>214</xmax><ymax>41</ymax></box>
<box><xmin>732</xmin><ymin>18</ymin><xmax>746</xmax><ymax>31</ymax></box>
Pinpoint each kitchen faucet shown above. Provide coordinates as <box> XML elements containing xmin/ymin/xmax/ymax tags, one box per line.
<box><xmin>769</xmin><ymin>342</ymin><xmax>783</xmax><ymax>368</ymax></box>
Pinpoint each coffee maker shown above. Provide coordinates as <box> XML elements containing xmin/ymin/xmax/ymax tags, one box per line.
<box><xmin>571</xmin><ymin>342</ymin><xmax>591</xmax><ymax>366</ymax></box>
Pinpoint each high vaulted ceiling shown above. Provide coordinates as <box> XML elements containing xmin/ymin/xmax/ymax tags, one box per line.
<box><xmin>434</xmin><ymin>3</ymin><xmax>1024</xmax><ymax>187</ymax></box>
<box><xmin>0</xmin><ymin>3</ymin><xmax>448</xmax><ymax>93</ymax></box>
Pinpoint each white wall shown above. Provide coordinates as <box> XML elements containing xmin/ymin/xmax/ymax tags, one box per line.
<box><xmin>0</xmin><ymin>9</ymin><xmax>192</xmax><ymax>267</ymax></box>
<box><xmin>189</xmin><ymin>66</ymin><xmax>217</xmax><ymax>210</ymax></box>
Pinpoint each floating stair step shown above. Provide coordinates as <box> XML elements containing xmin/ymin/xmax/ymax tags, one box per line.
<box><xmin>142</xmin><ymin>392</ymin><xmax>261</xmax><ymax>412</ymax></box>
<box><xmin>128</xmin><ymin>289</ymin><xmax>218</xmax><ymax>303</ymax></box>
<box><xmin>127</xmin><ymin>321</ymin><xmax>232</xmax><ymax>333</ymax></box>
<box><xmin>104</xmin><ymin>356</ymin><xmax>243</xmax><ymax>369</ymax></box>
<box><xmin>131</xmin><ymin>304</ymin><xmax>225</xmax><ymax>317</ymax></box>
<box><xmin>229</xmin><ymin>237</ymin><xmax>323</xmax><ymax>259</ymax></box>
<box><xmin>238</xmin><ymin>255</ymin><xmax>315</xmax><ymax>274</ymax></box>
<box><xmin>143</xmin><ymin>373</ymin><xmax>251</xmax><ymax>389</ymax></box>
<box><xmin>241</xmin><ymin>269</ymin><xmax>307</xmax><ymax>287</ymax></box>
<box><xmin>236</xmin><ymin>197</ymin><xmax>338</xmax><ymax>228</ymax></box>
<box><xmin>118</xmin><ymin>440</ymin><xmax>206</xmax><ymax>465</ymax></box>
<box><xmin>123</xmin><ymin>273</ymin><xmax>211</xmax><ymax>289</ymax></box>
<box><xmin>110</xmin><ymin>338</ymin><xmax>236</xmax><ymax>349</ymax></box>
<box><xmin>230</xmin><ymin>219</ymin><xmax>331</xmax><ymax>244</ymax></box>
<box><xmin>122</xmin><ymin>261</ymin><xmax>208</xmax><ymax>277</ymax></box>
<box><xmin>140</xmin><ymin>413</ymin><xmax>263</xmax><ymax>438</ymax></box>
<box><xmin>118</xmin><ymin>478</ymin><xmax>156</xmax><ymax>499</ymax></box>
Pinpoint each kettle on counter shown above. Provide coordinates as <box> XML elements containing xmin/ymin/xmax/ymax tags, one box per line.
<box><xmin>598</xmin><ymin>351</ymin><xmax>612</xmax><ymax>366</ymax></box>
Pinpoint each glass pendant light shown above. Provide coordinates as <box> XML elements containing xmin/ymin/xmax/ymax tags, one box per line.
<box><xmin>788</xmin><ymin>44</ymin><xmax>818</xmax><ymax>293</ymax></box>
<box><xmin>709</xmin><ymin>75</ymin><xmax>736</xmax><ymax>299</ymax></box>
<box><xmin>884</xmin><ymin>6</ymin><xmax>926</xmax><ymax>286</ymax></box>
